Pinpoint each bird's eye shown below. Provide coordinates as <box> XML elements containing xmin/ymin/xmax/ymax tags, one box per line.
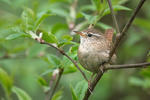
<box><xmin>88</xmin><ymin>34</ymin><xmax>92</xmax><ymax>37</ymax></box>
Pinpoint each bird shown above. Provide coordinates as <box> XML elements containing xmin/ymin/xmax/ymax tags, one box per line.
<box><xmin>74</xmin><ymin>28</ymin><xmax>116</xmax><ymax>73</ymax></box>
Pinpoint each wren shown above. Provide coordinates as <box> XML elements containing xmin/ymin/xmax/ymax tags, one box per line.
<box><xmin>74</xmin><ymin>28</ymin><xmax>116</xmax><ymax>73</ymax></box>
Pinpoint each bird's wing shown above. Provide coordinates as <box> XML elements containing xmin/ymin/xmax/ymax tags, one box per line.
<box><xmin>104</xmin><ymin>29</ymin><xmax>114</xmax><ymax>42</ymax></box>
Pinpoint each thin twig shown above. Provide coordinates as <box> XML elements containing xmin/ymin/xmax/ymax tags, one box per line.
<box><xmin>107</xmin><ymin>0</ymin><xmax>120</xmax><ymax>34</ymax></box>
<box><xmin>40</xmin><ymin>42</ymin><xmax>88</xmax><ymax>81</ymax></box>
<box><xmin>49</xmin><ymin>68</ymin><xmax>64</xmax><ymax>100</ymax></box>
<box><xmin>108</xmin><ymin>0</ymin><xmax>146</xmax><ymax>61</ymax></box>
<box><xmin>106</xmin><ymin>62</ymin><xmax>150</xmax><ymax>70</ymax></box>
<box><xmin>83</xmin><ymin>0</ymin><xmax>146</xmax><ymax>99</ymax></box>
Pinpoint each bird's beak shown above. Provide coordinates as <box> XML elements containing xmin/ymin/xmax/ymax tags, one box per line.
<box><xmin>73</xmin><ymin>31</ymin><xmax>86</xmax><ymax>37</ymax></box>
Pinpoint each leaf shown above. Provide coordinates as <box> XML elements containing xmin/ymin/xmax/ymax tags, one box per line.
<box><xmin>103</xmin><ymin>5</ymin><xmax>131</xmax><ymax>17</ymax></box>
<box><xmin>0</xmin><ymin>68</ymin><xmax>13</xmax><ymax>95</ymax></box>
<box><xmin>12</xmin><ymin>86</ymin><xmax>32</xmax><ymax>100</ymax></box>
<box><xmin>141</xmin><ymin>68</ymin><xmax>150</xmax><ymax>78</ymax></box>
<box><xmin>91</xmin><ymin>0</ymin><xmax>107</xmax><ymax>13</ymax></box>
<box><xmin>62</xmin><ymin>35</ymin><xmax>73</xmax><ymax>41</ymax></box>
<box><xmin>118</xmin><ymin>0</ymin><xmax>129</xmax><ymax>5</ymax></box>
<box><xmin>129</xmin><ymin>77</ymin><xmax>143</xmax><ymax>86</ymax></box>
<box><xmin>6</xmin><ymin>33</ymin><xmax>28</xmax><ymax>40</ymax></box>
<box><xmin>46</xmin><ymin>54</ymin><xmax>61</xmax><ymax>67</ymax></box>
<box><xmin>38</xmin><ymin>77</ymin><xmax>48</xmax><ymax>86</ymax></box>
<box><xmin>63</xmin><ymin>66</ymin><xmax>77</xmax><ymax>74</ymax></box>
<box><xmin>42</xmin><ymin>32</ymin><xmax>58</xmax><ymax>44</ymax></box>
<box><xmin>91</xmin><ymin>0</ymin><xmax>101</xmax><ymax>11</ymax></box>
<box><xmin>57</xmin><ymin>35</ymin><xmax>75</xmax><ymax>47</ymax></box>
<box><xmin>96</xmin><ymin>22</ymin><xmax>112</xmax><ymax>30</ymax></box>
<box><xmin>58</xmin><ymin>41</ymin><xmax>77</xmax><ymax>48</ymax></box>
<box><xmin>51</xmin><ymin>23</ymin><xmax>68</xmax><ymax>34</ymax></box>
<box><xmin>81</xmin><ymin>12</ymin><xmax>98</xmax><ymax>24</ymax></box>
<box><xmin>129</xmin><ymin>77</ymin><xmax>150</xmax><ymax>89</ymax></box>
<box><xmin>74</xmin><ymin>80</ymin><xmax>88</xmax><ymax>100</ymax></box>
<box><xmin>21</xmin><ymin>7</ymin><xmax>35</xmax><ymax>32</ymax></box>
<box><xmin>80</xmin><ymin>5</ymin><xmax>95</xmax><ymax>12</ymax></box>
<box><xmin>70</xmin><ymin>86</ymin><xmax>78</xmax><ymax>100</ymax></box>
<box><xmin>50</xmin><ymin>7</ymin><xmax>69</xmax><ymax>18</ymax></box>
<box><xmin>40</xmin><ymin>68</ymin><xmax>56</xmax><ymax>76</ymax></box>
<box><xmin>52</xmin><ymin>90</ymin><xmax>63</xmax><ymax>100</ymax></box>
<box><xmin>33</xmin><ymin>11</ymin><xmax>55</xmax><ymax>32</ymax></box>
<box><xmin>69</xmin><ymin>45</ymin><xmax>79</xmax><ymax>54</ymax></box>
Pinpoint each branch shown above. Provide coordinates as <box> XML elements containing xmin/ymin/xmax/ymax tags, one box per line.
<box><xmin>83</xmin><ymin>69</ymin><xmax>103</xmax><ymax>100</ymax></box>
<box><xmin>83</xmin><ymin>62</ymin><xmax>150</xmax><ymax>100</ymax></box>
<box><xmin>107</xmin><ymin>0</ymin><xmax>120</xmax><ymax>34</ymax></box>
<box><xmin>49</xmin><ymin>68</ymin><xmax>64</xmax><ymax>100</ymax></box>
<box><xmin>41</xmin><ymin>42</ymin><xmax>88</xmax><ymax>81</ymax></box>
<box><xmin>109</xmin><ymin>0</ymin><xmax>146</xmax><ymax>61</ymax></box>
<box><xmin>106</xmin><ymin>62</ymin><xmax>150</xmax><ymax>70</ymax></box>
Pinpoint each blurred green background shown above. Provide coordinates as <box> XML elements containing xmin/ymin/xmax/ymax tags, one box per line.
<box><xmin>0</xmin><ymin>0</ymin><xmax>150</xmax><ymax>100</ymax></box>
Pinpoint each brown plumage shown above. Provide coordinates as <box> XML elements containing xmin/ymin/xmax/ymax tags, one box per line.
<box><xmin>75</xmin><ymin>28</ymin><xmax>116</xmax><ymax>73</ymax></box>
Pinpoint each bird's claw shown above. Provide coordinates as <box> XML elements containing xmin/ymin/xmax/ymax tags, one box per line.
<box><xmin>100</xmin><ymin>67</ymin><xmax>104</xmax><ymax>73</ymax></box>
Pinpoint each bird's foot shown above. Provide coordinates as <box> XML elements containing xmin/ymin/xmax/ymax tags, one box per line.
<box><xmin>99</xmin><ymin>62</ymin><xmax>109</xmax><ymax>73</ymax></box>
<box><xmin>99</xmin><ymin>66</ymin><xmax>105</xmax><ymax>73</ymax></box>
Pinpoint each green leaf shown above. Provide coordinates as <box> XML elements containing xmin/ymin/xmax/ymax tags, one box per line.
<box><xmin>129</xmin><ymin>77</ymin><xmax>143</xmax><ymax>86</ymax></box>
<box><xmin>38</xmin><ymin>77</ymin><xmax>48</xmax><ymax>86</ymax></box>
<box><xmin>46</xmin><ymin>54</ymin><xmax>61</xmax><ymax>67</ymax></box>
<box><xmin>74</xmin><ymin>80</ymin><xmax>88</xmax><ymax>100</ymax></box>
<box><xmin>0</xmin><ymin>68</ymin><xmax>13</xmax><ymax>95</ymax></box>
<box><xmin>62</xmin><ymin>35</ymin><xmax>73</xmax><ymax>41</ymax></box>
<box><xmin>129</xmin><ymin>77</ymin><xmax>150</xmax><ymax>89</ymax></box>
<box><xmin>91</xmin><ymin>0</ymin><xmax>107</xmax><ymax>13</ymax></box>
<box><xmin>118</xmin><ymin>0</ymin><xmax>129</xmax><ymax>5</ymax></box>
<box><xmin>42</xmin><ymin>32</ymin><xmax>58</xmax><ymax>44</ymax></box>
<box><xmin>96</xmin><ymin>22</ymin><xmax>112</xmax><ymax>30</ymax></box>
<box><xmin>12</xmin><ymin>86</ymin><xmax>32</xmax><ymax>100</ymax></box>
<box><xmin>80</xmin><ymin>5</ymin><xmax>95</xmax><ymax>12</ymax></box>
<box><xmin>40</xmin><ymin>68</ymin><xmax>56</xmax><ymax>76</ymax></box>
<box><xmin>91</xmin><ymin>0</ymin><xmax>101</xmax><ymax>11</ymax></box>
<box><xmin>63</xmin><ymin>66</ymin><xmax>77</xmax><ymax>74</ymax></box>
<box><xmin>51</xmin><ymin>23</ymin><xmax>68</xmax><ymax>34</ymax></box>
<box><xmin>141</xmin><ymin>68</ymin><xmax>150</xmax><ymax>78</ymax></box>
<box><xmin>69</xmin><ymin>45</ymin><xmax>79</xmax><ymax>54</ymax></box>
<box><xmin>33</xmin><ymin>11</ymin><xmax>55</xmax><ymax>32</ymax></box>
<box><xmin>6</xmin><ymin>33</ymin><xmax>28</xmax><ymax>40</ymax></box>
<box><xmin>57</xmin><ymin>35</ymin><xmax>75</xmax><ymax>47</ymax></box>
<box><xmin>103</xmin><ymin>5</ymin><xmax>131</xmax><ymax>17</ymax></box>
<box><xmin>58</xmin><ymin>41</ymin><xmax>77</xmax><ymax>48</ymax></box>
<box><xmin>50</xmin><ymin>7</ymin><xmax>69</xmax><ymax>18</ymax></box>
<box><xmin>52</xmin><ymin>90</ymin><xmax>63</xmax><ymax>100</ymax></box>
<box><xmin>81</xmin><ymin>12</ymin><xmax>98</xmax><ymax>24</ymax></box>
<box><xmin>21</xmin><ymin>7</ymin><xmax>35</xmax><ymax>32</ymax></box>
<box><xmin>70</xmin><ymin>86</ymin><xmax>78</xmax><ymax>100</ymax></box>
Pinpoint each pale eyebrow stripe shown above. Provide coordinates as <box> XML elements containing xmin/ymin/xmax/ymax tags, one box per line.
<box><xmin>92</xmin><ymin>33</ymin><xmax>101</xmax><ymax>37</ymax></box>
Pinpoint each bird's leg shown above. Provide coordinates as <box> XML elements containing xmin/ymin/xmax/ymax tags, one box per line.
<box><xmin>88</xmin><ymin>73</ymin><xmax>95</xmax><ymax>93</ymax></box>
<box><xmin>99</xmin><ymin>62</ymin><xmax>106</xmax><ymax>73</ymax></box>
<box><xmin>99</xmin><ymin>62</ymin><xmax>109</xmax><ymax>73</ymax></box>
<box><xmin>99</xmin><ymin>66</ymin><xmax>105</xmax><ymax>73</ymax></box>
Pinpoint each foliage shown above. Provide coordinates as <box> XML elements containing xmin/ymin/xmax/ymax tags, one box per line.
<box><xmin>0</xmin><ymin>0</ymin><xmax>150</xmax><ymax>100</ymax></box>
